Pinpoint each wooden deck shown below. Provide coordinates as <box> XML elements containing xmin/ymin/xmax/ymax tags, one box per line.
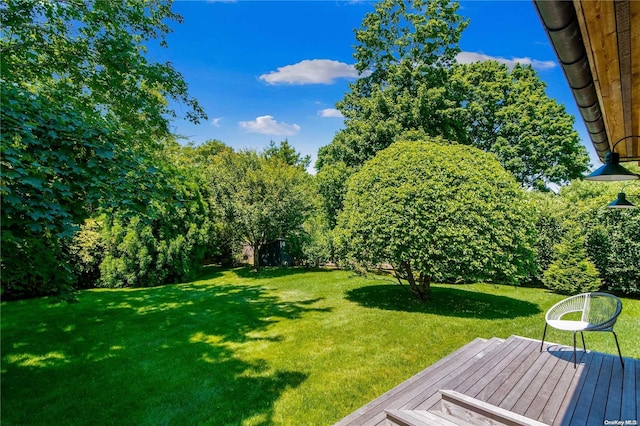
<box><xmin>334</xmin><ymin>335</ymin><xmax>639</xmax><ymax>425</ymax></box>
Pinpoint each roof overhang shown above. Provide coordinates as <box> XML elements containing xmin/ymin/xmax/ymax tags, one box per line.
<box><xmin>534</xmin><ymin>0</ymin><xmax>639</xmax><ymax>163</ymax></box>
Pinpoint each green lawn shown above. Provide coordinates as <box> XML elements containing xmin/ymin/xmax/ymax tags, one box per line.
<box><xmin>2</xmin><ymin>267</ymin><xmax>638</xmax><ymax>425</ymax></box>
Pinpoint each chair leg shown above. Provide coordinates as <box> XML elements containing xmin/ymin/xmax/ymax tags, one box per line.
<box><xmin>580</xmin><ymin>332</ymin><xmax>586</xmax><ymax>351</ymax></box>
<box><xmin>611</xmin><ymin>331</ymin><xmax>624</xmax><ymax>369</ymax></box>
<box><xmin>540</xmin><ymin>323</ymin><xmax>548</xmax><ymax>352</ymax></box>
<box><xmin>573</xmin><ymin>332</ymin><xmax>577</xmax><ymax>368</ymax></box>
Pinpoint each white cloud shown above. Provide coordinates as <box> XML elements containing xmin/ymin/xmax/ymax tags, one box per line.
<box><xmin>318</xmin><ymin>108</ymin><xmax>344</xmax><ymax>118</ymax></box>
<box><xmin>456</xmin><ymin>51</ymin><xmax>556</xmax><ymax>71</ymax></box>
<box><xmin>211</xmin><ymin>117</ymin><xmax>223</xmax><ymax>127</ymax></box>
<box><xmin>259</xmin><ymin>59</ymin><xmax>360</xmax><ymax>85</ymax></box>
<box><xmin>239</xmin><ymin>115</ymin><xmax>301</xmax><ymax>136</ymax></box>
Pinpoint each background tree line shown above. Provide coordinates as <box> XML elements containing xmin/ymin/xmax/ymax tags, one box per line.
<box><xmin>2</xmin><ymin>0</ymin><xmax>637</xmax><ymax>300</ymax></box>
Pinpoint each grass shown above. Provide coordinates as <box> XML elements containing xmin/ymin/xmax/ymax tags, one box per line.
<box><xmin>2</xmin><ymin>267</ymin><xmax>639</xmax><ymax>425</ymax></box>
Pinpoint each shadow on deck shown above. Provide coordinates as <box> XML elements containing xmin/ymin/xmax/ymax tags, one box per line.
<box><xmin>334</xmin><ymin>335</ymin><xmax>638</xmax><ymax>425</ymax></box>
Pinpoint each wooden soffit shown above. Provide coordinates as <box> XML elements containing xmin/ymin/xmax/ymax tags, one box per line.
<box><xmin>573</xmin><ymin>0</ymin><xmax>639</xmax><ymax>162</ymax></box>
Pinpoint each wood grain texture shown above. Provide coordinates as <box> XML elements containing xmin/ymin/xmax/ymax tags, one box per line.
<box><xmin>334</xmin><ymin>336</ymin><xmax>636</xmax><ymax>426</ymax></box>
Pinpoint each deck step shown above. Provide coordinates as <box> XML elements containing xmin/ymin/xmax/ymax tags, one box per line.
<box><xmin>335</xmin><ymin>335</ymin><xmax>637</xmax><ymax>426</ymax></box>
<box><xmin>432</xmin><ymin>390</ymin><xmax>549</xmax><ymax>426</ymax></box>
<box><xmin>385</xmin><ymin>409</ymin><xmax>462</xmax><ymax>426</ymax></box>
<box><xmin>334</xmin><ymin>337</ymin><xmax>503</xmax><ymax>426</ymax></box>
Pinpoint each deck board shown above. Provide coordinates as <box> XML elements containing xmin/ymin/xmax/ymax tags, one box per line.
<box><xmin>588</xmin><ymin>356</ymin><xmax>615</xmax><ymax>425</ymax></box>
<box><xmin>456</xmin><ymin>336</ymin><xmax>531</xmax><ymax>397</ymax></box>
<box><xmin>469</xmin><ymin>337</ymin><xmax>537</xmax><ymax>401</ymax></box>
<box><xmin>399</xmin><ymin>337</ymin><xmax>506</xmax><ymax>411</ymax></box>
<box><xmin>483</xmin><ymin>340</ymin><xmax>549</xmax><ymax>408</ymax></box>
<box><xmin>475</xmin><ymin>339</ymin><xmax>539</xmax><ymax>404</ymax></box>
<box><xmin>333</xmin><ymin>337</ymin><xmax>492</xmax><ymax>426</ymax></box>
<box><xmin>567</xmin><ymin>352</ymin><xmax>604</xmax><ymax>425</ymax></box>
<box><xmin>621</xmin><ymin>359</ymin><xmax>637</xmax><ymax>423</ymax></box>
<box><xmin>334</xmin><ymin>335</ymin><xmax>637</xmax><ymax>426</ymax></box>
<box><xmin>526</xmin><ymin>348</ymin><xmax>573</xmax><ymax>422</ymax></box>
<box><xmin>604</xmin><ymin>357</ymin><xmax>625</xmax><ymax>423</ymax></box>
<box><xmin>538</xmin><ymin>348</ymin><xmax>578</xmax><ymax>425</ymax></box>
<box><xmin>411</xmin><ymin>337</ymin><xmax>511</xmax><ymax>411</ymax></box>
<box><xmin>551</xmin><ymin>351</ymin><xmax>591</xmax><ymax>426</ymax></box>
<box><xmin>514</xmin><ymin>348</ymin><xmax>563</xmax><ymax>417</ymax></box>
<box><xmin>499</xmin><ymin>344</ymin><xmax>555</xmax><ymax>412</ymax></box>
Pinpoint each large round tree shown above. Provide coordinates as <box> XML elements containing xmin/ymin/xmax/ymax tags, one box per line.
<box><xmin>335</xmin><ymin>139</ymin><xmax>536</xmax><ymax>300</ymax></box>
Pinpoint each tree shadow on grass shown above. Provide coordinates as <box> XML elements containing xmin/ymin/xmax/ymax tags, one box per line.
<box><xmin>346</xmin><ymin>284</ymin><xmax>541</xmax><ymax>319</ymax></box>
<box><xmin>232</xmin><ymin>265</ymin><xmax>332</xmax><ymax>280</ymax></box>
<box><xmin>1</xmin><ymin>281</ymin><xmax>328</xmax><ymax>425</ymax></box>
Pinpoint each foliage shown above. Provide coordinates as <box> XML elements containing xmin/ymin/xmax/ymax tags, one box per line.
<box><xmin>175</xmin><ymin>139</ymin><xmax>232</xmax><ymax>170</ymax></box>
<box><xmin>317</xmin><ymin>0</ymin><xmax>468</xmax><ymax>171</ymax></box>
<box><xmin>314</xmin><ymin>161</ymin><xmax>354</xmax><ymax>229</ymax></box>
<box><xmin>335</xmin><ymin>139</ymin><xmax>537</xmax><ymax>300</ymax></box>
<box><xmin>0</xmin><ymin>83</ymin><xmax>130</xmax><ymax>298</ymax></box>
<box><xmin>1</xmin><ymin>0</ymin><xmax>205</xmax><ymax>134</ymax></box>
<box><xmin>585</xmin><ymin>213</ymin><xmax>640</xmax><ymax>295</ymax></box>
<box><xmin>69</xmin><ymin>218</ymin><xmax>106</xmax><ymax>289</ymax></box>
<box><xmin>298</xmin><ymin>205</ymin><xmax>334</xmax><ymax>267</ymax></box>
<box><xmin>262</xmin><ymin>139</ymin><xmax>311</xmax><ymax>170</ymax></box>
<box><xmin>99</xmin><ymin>171</ymin><xmax>213</xmax><ymax>288</ymax></box>
<box><xmin>315</xmin><ymin>1</ymin><xmax>589</xmax><ymax>225</ymax></box>
<box><xmin>558</xmin><ymin>177</ymin><xmax>640</xmax><ymax>295</ymax></box>
<box><xmin>1</xmin><ymin>0</ymin><xmax>205</xmax><ymax>297</ymax></box>
<box><xmin>175</xmin><ymin>140</ymin><xmax>237</xmax><ymax>265</ymax></box>
<box><xmin>451</xmin><ymin>61</ymin><xmax>590</xmax><ymax>190</ymax></box>
<box><xmin>542</xmin><ymin>228</ymin><xmax>601</xmax><ymax>295</ymax></box>
<box><xmin>525</xmin><ymin>191</ymin><xmax>570</xmax><ymax>285</ymax></box>
<box><xmin>208</xmin><ymin>150</ymin><xmax>317</xmax><ymax>270</ymax></box>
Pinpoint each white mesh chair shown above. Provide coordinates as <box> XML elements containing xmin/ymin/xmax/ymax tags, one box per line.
<box><xmin>540</xmin><ymin>292</ymin><xmax>624</xmax><ymax>368</ymax></box>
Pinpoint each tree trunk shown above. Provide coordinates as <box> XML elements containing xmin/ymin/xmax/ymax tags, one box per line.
<box><xmin>418</xmin><ymin>271</ymin><xmax>432</xmax><ymax>300</ymax></box>
<box><xmin>399</xmin><ymin>261</ymin><xmax>431</xmax><ymax>301</ymax></box>
<box><xmin>253</xmin><ymin>244</ymin><xmax>261</xmax><ymax>272</ymax></box>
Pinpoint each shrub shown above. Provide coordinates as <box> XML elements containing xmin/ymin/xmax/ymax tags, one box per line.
<box><xmin>69</xmin><ymin>218</ymin><xmax>106</xmax><ymax>288</ymax></box>
<box><xmin>585</xmin><ymin>213</ymin><xmax>640</xmax><ymax>295</ymax></box>
<box><xmin>99</xmin><ymin>182</ymin><xmax>213</xmax><ymax>288</ymax></box>
<box><xmin>542</xmin><ymin>229</ymin><xmax>601</xmax><ymax>295</ymax></box>
<box><xmin>335</xmin><ymin>139</ymin><xmax>537</xmax><ymax>300</ymax></box>
<box><xmin>524</xmin><ymin>191</ymin><xmax>570</xmax><ymax>286</ymax></box>
<box><xmin>559</xmin><ymin>178</ymin><xmax>640</xmax><ymax>295</ymax></box>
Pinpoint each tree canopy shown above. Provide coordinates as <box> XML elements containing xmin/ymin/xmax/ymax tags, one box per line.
<box><xmin>1</xmin><ymin>0</ymin><xmax>205</xmax><ymax>133</ymax></box>
<box><xmin>451</xmin><ymin>61</ymin><xmax>590</xmax><ymax>190</ymax></box>
<box><xmin>317</xmin><ymin>0</ymin><xmax>468</xmax><ymax>171</ymax></box>
<box><xmin>208</xmin><ymin>149</ymin><xmax>316</xmax><ymax>270</ymax></box>
<box><xmin>262</xmin><ymin>140</ymin><xmax>311</xmax><ymax>170</ymax></box>
<box><xmin>316</xmin><ymin>0</ymin><xmax>589</xmax><ymax>193</ymax></box>
<box><xmin>1</xmin><ymin>0</ymin><xmax>205</xmax><ymax>297</ymax></box>
<box><xmin>335</xmin><ymin>139</ymin><xmax>537</xmax><ymax>300</ymax></box>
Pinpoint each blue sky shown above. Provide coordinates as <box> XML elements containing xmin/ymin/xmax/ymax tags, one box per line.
<box><xmin>148</xmin><ymin>0</ymin><xmax>599</xmax><ymax>172</ymax></box>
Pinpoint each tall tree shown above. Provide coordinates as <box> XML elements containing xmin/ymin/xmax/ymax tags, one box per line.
<box><xmin>1</xmin><ymin>0</ymin><xmax>205</xmax><ymax>135</ymax></box>
<box><xmin>451</xmin><ymin>61</ymin><xmax>590</xmax><ymax>190</ymax></box>
<box><xmin>316</xmin><ymin>0</ymin><xmax>590</xmax><ymax>231</ymax></box>
<box><xmin>262</xmin><ymin>140</ymin><xmax>311</xmax><ymax>170</ymax></box>
<box><xmin>209</xmin><ymin>150</ymin><xmax>316</xmax><ymax>271</ymax></box>
<box><xmin>314</xmin><ymin>161</ymin><xmax>353</xmax><ymax>229</ymax></box>
<box><xmin>93</xmin><ymin>138</ymin><xmax>216</xmax><ymax>289</ymax></box>
<box><xmin>316</xmin><ymin>0</ymin><xmax>468</xmax><ymax>170</ymax></box>
<box><xmin>1</xmin><ymin>0</ymin><xmax>206</xmax><ymax>297</ymax></box>
<box><xmin>335</xmin><ymin>139</ymin><xmax>536</xmax><ymax>300</ymax></box>
<box><xmin>315</xmin><ymin>0</ymin><xmax>467</xmax><ymax>232</ymax></box>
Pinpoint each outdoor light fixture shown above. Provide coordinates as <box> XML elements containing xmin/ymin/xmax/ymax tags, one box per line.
<box><xmin>607</xmin><ymin>182</ymin><xmax>640</xmax><ymax>209</ymax></box>
<box><xmin>586</xmin><ymin>136</ymin><xmax>640</xmax><ymax>181</ymax></box>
